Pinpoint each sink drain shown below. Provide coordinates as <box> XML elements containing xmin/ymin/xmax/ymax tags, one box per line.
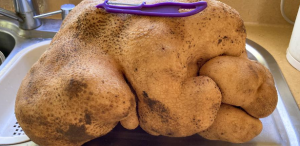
<box><xmin>0</xmin><ymin>51</ymin><xmax>5</xmax><ymax>65</ymax></box>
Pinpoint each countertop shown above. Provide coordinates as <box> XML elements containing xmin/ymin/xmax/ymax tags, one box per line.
<box><xmin>245</xmin><ymin>23</ymin><xmax>300</xmax><ymax>108</ymax></box>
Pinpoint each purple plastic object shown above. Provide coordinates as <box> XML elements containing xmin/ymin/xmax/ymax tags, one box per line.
<box><xmin>96</xmin><ymin>0</ymin><xmax>207</xmax><ymax>17</ymax></box>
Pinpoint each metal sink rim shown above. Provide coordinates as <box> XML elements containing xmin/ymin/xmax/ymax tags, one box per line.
<box><xmin>0</xmin><ymin>16</ymin><xmax>61</xmax><ymax>71</ymax></box>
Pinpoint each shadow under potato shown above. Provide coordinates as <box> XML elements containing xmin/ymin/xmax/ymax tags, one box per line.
<box><xmin>83</xmin><ymin>123</ymin><xmax>255</xmax><ymax>146</ymax></box>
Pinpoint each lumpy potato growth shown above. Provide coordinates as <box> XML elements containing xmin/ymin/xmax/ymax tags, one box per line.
<box><xmin>15</xmin><ymin>0</ymin><xmax>277</xmax><ymax>145</ymax></box>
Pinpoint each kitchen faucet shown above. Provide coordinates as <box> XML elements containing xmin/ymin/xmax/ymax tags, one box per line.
<box><xmin>0</xmin><ymin>0</ymin><xmax>75</xmax><ymax>30</ymax></box>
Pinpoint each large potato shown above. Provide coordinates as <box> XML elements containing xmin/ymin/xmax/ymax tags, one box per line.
<box><xmin>15</xmin><ymin>0</ymin><xmax>276</xmax><ymax>145</ymax></box>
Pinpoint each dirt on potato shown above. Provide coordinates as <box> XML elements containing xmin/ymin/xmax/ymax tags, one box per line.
<box><xmin>15</xmin><ymin>0</ymin><xmax>277</xmax><ymax>145</ymax></box>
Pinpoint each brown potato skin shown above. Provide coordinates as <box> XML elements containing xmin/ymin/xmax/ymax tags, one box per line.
<box><xmin>242</xmin><ymin>66</ymin><xmax>278</xmax><ymax>118</ymax></box>
<box><xmin>14</xmin><ymin>0</ymin><xmax>277</xmax><ymax>145</ymax></box>
<box><xmin>200</xmin><ymin>56</ymin><xmax>278</xmax><ymax>118</ymax></box>
<box><xmin>199</xmin><ymin>104</ymin><xmax>263</xmax><ymax>143</ymax></box>
<box><xmin>119</xmin><ymin>0</ymin><xmax>246</xmax><ymax>137</ymax></box>
<box><xmin>138</xmin><ymin>76</ymin><xmax>222</xmax><ymax>137</ymax></box>
<box><xmin>15</xmin><ymin>50</ymin><xmax>139</xmax><ymax>146</ymax></box>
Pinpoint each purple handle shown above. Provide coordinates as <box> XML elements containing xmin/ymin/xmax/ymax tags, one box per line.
<box><xmin>96</xmin><ymin>0</ymin><xmax>207</xmax><ymax>17</ymax></box>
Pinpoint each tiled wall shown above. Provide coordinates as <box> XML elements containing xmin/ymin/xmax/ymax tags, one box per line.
<box><xmin>0</xmin><ymin>0</ymin><xmax>299</xmax><ymax>25</ymax></box>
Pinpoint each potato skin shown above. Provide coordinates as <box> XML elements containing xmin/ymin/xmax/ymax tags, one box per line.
<box><xmin>242</xmin><ymin>66</ymin><xmax>278</xmax><ymax>118</ymax></box>
<box><xmin>14</xmin><ymin>0</ymin><xmax>276</xmax><ymax>145</ymax></box>
<box><xmin>138</xmin><ymin>76</ymin><xmax>222</xmax><ymax>137</ymax></box>
<box><xmin>200</xmin><ymin>56</ymin><xmax>278</xmax><ymax>118</ymax></box>
<box><xmin>118</xmin><ymin>0</ymin><xmax>246</xmax><ymax>137</ymax></box>
<box><xmin>15</xmin><ymin>50</ymin><xmax>138</xmax><ymax>146</ymax></box>
<box><xmin>200</xmin><ymin>56</ymin><xmax>265</xmax><ymax>106</ymax></box>
<box><xmin>199</xmin><ymin>104</ymin><xmax>263</xmax><ymax>143</ymax></box>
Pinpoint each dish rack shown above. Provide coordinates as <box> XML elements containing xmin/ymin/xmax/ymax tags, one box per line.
<box><xmin>0</xmin><ymin>51</ymin><xmax>5</xmax><ymax>65</ymax></box>
<box><xmin>0</xmin><ymin>41</ymin><xmax>50</xmax><ymax>145</ymax></box>
<box><xmin>0</xmin><ymin>117</ymin><xmax>27</xmax><ymax>144</ymax></box>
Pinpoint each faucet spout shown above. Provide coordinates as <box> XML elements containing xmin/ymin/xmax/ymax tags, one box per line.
<box><xmin>0</xmin><ymin>0</ymin><xmax>41</xmax><ymax>30</ymax></box>
<box><xmin>0</xmin><ymin>1</ymin><xmax>74</xmax><ymax>30</ymax></box>
<box><xmin>0</xmin><ymin>8</ymin><xmax>23</xmax><ymax>22</ymax></box>
<box><xmin>13</xmin><ymin>0</ymin><xmax>42</xmax><ymax>29</ymax></box>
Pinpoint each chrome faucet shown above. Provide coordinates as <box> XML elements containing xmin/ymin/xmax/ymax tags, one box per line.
<box><xmin>0</xmin><ymin>0</ymin><xmax>75</xmax><ymax>30</ymax></box>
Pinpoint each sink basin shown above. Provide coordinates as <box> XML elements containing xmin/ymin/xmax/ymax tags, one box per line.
<box><xmin>0</xmin><ymin>16</ymin><xmax>61</xmax><ymax>70</ymax></box>
<box><xmin>0</xmin><ymin>31</ymin><xmax>15</xmax><ymax>57</ymax></box>
<box><xmin>0</xmin><ymin>16</ymin><xmax>61</xmax><ymax>144</ymax></box>
<box><xmin>0</xmin><ymin>41</ymin><xmax>50</xmax><ymax>145</ymax></box>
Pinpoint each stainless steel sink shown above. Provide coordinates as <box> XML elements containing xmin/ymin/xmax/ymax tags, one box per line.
<box><xmin>0</xmin><ymin>31</ymin><xmax>15</xmax><ymax>58</ymax></box>
<box><xmin>0</xmin><ymin>16</ymin><xmax>61</xmax><ymax>71</ymax></box>
<box><xmin>0</xmin><ymin>15</ymin><xmax>62</xmax><ymax>145</ymax></box>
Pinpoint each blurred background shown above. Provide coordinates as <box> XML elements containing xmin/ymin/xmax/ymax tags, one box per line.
<box><xmin>0</xmin><ymin>0</ymin><xmax>299</xmax><ymax>26</ymax></box>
